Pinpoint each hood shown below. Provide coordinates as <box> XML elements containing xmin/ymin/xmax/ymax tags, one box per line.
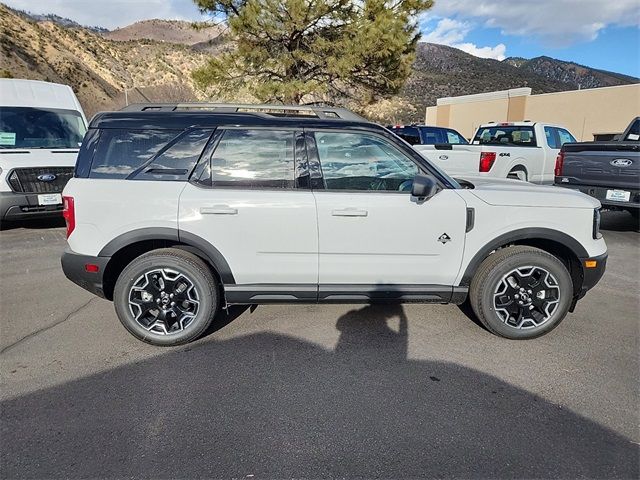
<box><xmin>459</xmin><ymin>176</ymin><xmax>601</xmax><ymax>209</ymax></box>
<box><xmin>0</xmin><ymin>149</ymin><xmax>78</xmax><ymax>192</ymax></box>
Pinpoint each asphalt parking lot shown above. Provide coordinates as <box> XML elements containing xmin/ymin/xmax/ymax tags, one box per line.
<box><xmin>1</xmin><ymin>212</ymin><xmax>638</xmax><ymax>479</ymax></box>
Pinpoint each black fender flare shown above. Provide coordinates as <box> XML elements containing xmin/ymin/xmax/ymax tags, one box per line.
<box><xmin>460</xmin><ymin>228</ymin><xmax>588</xmax><ymax>287</ymax></box>
<box><xmin>99</xmin><ymin>227</ymin><xmax>236</xmax><ymax>284</ymax></box>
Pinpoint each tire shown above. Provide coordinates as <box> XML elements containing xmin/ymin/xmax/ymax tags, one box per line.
<box><xmin>469</xmin><ymin>246</ymin><xmax>573</xmax><ymax>339</ymax></box>
<box><xmin>113</xmin><ymin>248</ymin><xmax>218</xmax><ymax>346</ymax></box>
<box><xmin>507</xmin><ymin>168</ymin><xmax>528</xmax><ymax>182</ymax></box>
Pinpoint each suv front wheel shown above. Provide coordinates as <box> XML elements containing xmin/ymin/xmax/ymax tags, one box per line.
<box><xmin>469</xmin><ymin>246</ymin><xmax>573</xmax><ymax>339</ymax></box>
<box><xmin>114</xmin><ymin>248</ymin><xmax>218</xmax><ymax>346</ymax></box>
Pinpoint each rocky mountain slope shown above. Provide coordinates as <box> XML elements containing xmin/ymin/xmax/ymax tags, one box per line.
<box><xmin>1</xmin><ymin>3</ymin><xmax>637</xmax><ymax>122</ymax></box>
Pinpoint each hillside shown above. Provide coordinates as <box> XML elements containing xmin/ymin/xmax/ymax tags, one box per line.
<box><xmin>1</xmin><ymin>3</ymin><xmax>637</xmax><ymax>123</ymax></box>
<box><xmin>104</xmin><ymin>19</ymin><xmax>224</xmax><ymax>46</ymax></box>
<box><xmin>0</xmin><ymin>4</ymin><xmax>208</xmax><ymax>116</ymax></box>
<box><xmin>503</xmin><ymin>56</ymin><xmax>639</xmax><ymax>90</ymax></box>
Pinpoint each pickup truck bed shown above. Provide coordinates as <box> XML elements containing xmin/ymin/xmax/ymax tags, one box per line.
<box><xmin>555</xmin><ymin>141</ymin><xmax>639</xmax><ymax>216</ymax></box>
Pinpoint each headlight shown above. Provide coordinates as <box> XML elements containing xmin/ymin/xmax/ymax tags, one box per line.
<box><xmin>593</xmin><ymin>208</ymin><xmax>602</xmax><ymax>239</ymax></box>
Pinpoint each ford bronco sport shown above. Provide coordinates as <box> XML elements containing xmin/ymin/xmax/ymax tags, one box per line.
<box><xmin>61</xmin><ymin>103</ymin><xmax>607</xmax><ymax>346</ymax></box>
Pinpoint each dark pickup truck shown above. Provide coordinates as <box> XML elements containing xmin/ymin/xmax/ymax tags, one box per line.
<box><xmin>555</xmin><ymin>117</ymin><xmax>639</xmax><ymax>220</ymax></box>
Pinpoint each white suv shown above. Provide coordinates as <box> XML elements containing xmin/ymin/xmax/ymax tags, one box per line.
<box><xmin>61</xmin><ymin>104</ymin><xmax>607</xmax><ymax>346</ymax></box>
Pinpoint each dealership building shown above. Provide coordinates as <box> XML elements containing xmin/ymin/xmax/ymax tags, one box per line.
<box><xmin>425</xmin><ymin>83</ymin><xmax>640</xmax><ymax>141</ymax></box>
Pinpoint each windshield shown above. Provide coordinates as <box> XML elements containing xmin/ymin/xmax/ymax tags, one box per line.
<box><xmin>473</xmin><ymin>126</ymin><xmax>537</xmax><ymax>147</ymax></box>
<box><xmin>0</xmin><ymin>107</ymin><xmax>87</xmax><ymax>149</ymax></box>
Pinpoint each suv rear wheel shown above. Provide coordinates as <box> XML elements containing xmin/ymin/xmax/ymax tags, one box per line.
<box><xmin>113</xmin><ymin>248</ymin><xmax>218</xmax><ymax>346</ymax></box>
<box><xmin>469</xmin><ymin>246</ymin><xmax>573</xmax><ymax>339</ymax></box>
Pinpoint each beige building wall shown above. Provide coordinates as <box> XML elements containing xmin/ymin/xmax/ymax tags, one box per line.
<box><xmin>425</xmin><ymin>84</ymin><xmax>640</xmax><ymax>141</ymax></box>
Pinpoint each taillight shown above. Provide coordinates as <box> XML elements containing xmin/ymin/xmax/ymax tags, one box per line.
<box><xmin>62</xmin><ymin>196</ymin><xmax>75</xmax><ymax>238</ymax></box>
<box><xmin>554</xmin><ymin>151</ymin><xmax>565</xmax><ymax>177</ymax></box>
<box><xmin>479</xmin><ymin>152</ymin><xmax>496</xmax><ymax>172</ymax></box>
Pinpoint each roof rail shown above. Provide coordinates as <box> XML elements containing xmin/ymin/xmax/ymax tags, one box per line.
<box><xmin>120</xmin><ymin>102</ymin><xmax>367</xmax><ymax>121</ymax></box>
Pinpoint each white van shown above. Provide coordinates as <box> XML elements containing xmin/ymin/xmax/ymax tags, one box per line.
<box><xmin>0</xmin><ymin>79</ymin><xmax>87</xmax><ymax>223</ymax></box>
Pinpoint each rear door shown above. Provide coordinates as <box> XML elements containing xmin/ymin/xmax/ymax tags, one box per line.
<box><xmin>178</xmin><ymin>128</ymin><xmax>318</xmax><ymax>300</ymax></box>
<box><xmin>308</xmin><ymin>129</ymin><xmax>467</xmax><ymax>301</ymax></box>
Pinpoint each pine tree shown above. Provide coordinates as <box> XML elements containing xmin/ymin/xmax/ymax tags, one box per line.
<box><xmin>192</xmin><ymin>0</ymin><xmax>432</xmax><ymax>105</ymax></box>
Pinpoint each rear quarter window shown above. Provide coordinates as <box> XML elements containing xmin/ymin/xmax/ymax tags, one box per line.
<box><xmin>89</xmin><ymin>129</ymin><xmax>212</xmax><ymax>180</ymax></box>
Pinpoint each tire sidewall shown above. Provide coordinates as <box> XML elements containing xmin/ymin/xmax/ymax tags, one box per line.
<box><xmin>478</xmin><ymin>252</ymin><xmax>573</xmax><ymax>339</ymax></box>
<box><xmin>114</xmin><ymin>253</ymin><xmax>217</xmax><ymax>346</ymax></box>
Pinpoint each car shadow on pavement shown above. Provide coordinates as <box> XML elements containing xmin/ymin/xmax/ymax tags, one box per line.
<box><xmin>1</xmin><ymin>304</ymin><xmax>638</xmax><ymax>479</ymax></box>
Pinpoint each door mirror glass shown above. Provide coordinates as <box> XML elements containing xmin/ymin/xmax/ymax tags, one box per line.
<box><xmin>411</xmin><ymin>174</ymin><xmax>438</xmax><ymax>199</ymax></box>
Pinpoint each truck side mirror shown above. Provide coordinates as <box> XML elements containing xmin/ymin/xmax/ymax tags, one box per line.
<box><xmin>411</xmin><ymin>175</ymin><xmax>438</xmax><ymax>200</ymax></box>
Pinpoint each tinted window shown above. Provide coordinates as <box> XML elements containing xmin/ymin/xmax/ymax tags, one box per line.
<box><xmin>314</xmin><ymin>131</ymin><xmax>419</xmax><ymax>191</ymax></box>
<box><xmin>133</xmin><ymin>129</ymin><xmax>213</xmax><ymax>181</ymax></box>
<box><xmin>625</xmin><ymin>119</ymin><xmax>640</xmax><ymax>141</ymax></box>
<box><xmin>0</xmin><ymin>107</ymin><xmax>86</xmax><ymax>149</ymax></box>
<box><xmin>445</xmin><ymin>129</ymin><xmax>468</xmax><ymax>144</ymax></box>
<box><xmin>474</xmin><ymin>126</ymin><xmax>537</xmax><ymax>146</ymax></box>
<box><xmin>90</xmin><ymin>129</ymin><xmax>179</xmax><ymax>179</ymax></box>
<box><xmin>388</xmin><ymin>127</ymin><xmax>421</xmax><ymax>145</ymax></box>
<box><xmin>210</xmin><ymin>129</ymin><xmax>295</xmax><ymax>188</ymax></box>
<box><xmin>420</xmin><ymin>127</ymin><xmax>442</xmax><ymax>145</ymax></box>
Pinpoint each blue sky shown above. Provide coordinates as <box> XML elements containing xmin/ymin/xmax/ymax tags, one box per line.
<box><xmin>4</xmin><ymin>0</ymin><xmax>640</xmax><ymax>77</ymax></box>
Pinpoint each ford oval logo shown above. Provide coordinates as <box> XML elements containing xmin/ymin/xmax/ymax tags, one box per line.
<box><xmin>37</xmin><ymin>173</ymin><xmax>57</xmax><ymax>182</ymax></box>
<box><xmin>610</xmin><ymin>158</ymin><xmax>633</xmax><ymax>167</ymax></box>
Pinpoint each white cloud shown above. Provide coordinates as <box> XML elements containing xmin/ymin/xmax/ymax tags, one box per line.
<box><xmin>422</xmin><ymin>18</ymin><xmax>507</xmax><ymax>60</ymax></box>
<box><xmin>1</xmin><ymin>0</ymin><xmax>207</xmax><ymax>29</ymax></box>
<box><xmin>429</xmin><ymin>0</ymin><xmax>640</xmax><ymax>47</ymax></box>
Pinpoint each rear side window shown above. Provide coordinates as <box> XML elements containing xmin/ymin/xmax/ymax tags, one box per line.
<box><xmin>388</xmin><ymin>127</ymin><xmax>421</xmax><ymax>145</ymax></box>
<box><xmin>474</xmin><ymin>126</ymin><xmax>537</xmax><ymax>147</ymax></box>
<box><xmin>133</xmin><ymin>129</ymin><xmax>213</xmax><ymax>181</ymax></box>
<box><xmin>420</xmin><ymin>128</ymin><xmax>442</xmax><ymax>145</ymax></box>
<box><xmin>210</xmin><ymin>129</ymin><xmax>295</xmax><ymax>188</ymax></box>
<box><xmin>90</xmin><ymin>129</ymin><xmax>179</xmax><ymax>179</ymax></box>
<box><xmin>625</xmin><ymin>119</ymin><xmax>640</xmax><ymax>141</ymax></box>
<box><xmin>445</xmin><ymin>129</ymin><xmax>467</xmax><ymax>144</ymax></box>
<box><xmin>545</xmin><ymin>127</ymin><xmax>576</xmax><ymax>149</ymax></box>
<box><xmin>556</xmin><ymin>128</ymin><xmax>576</xmax><ymax>146</ymax></box>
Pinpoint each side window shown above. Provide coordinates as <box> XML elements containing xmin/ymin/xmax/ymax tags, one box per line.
<box><xmin>133</xmin><ymin>129</ymin><xmax>213</xmax><ymax>181</ymax></box>
<box><xmin>556</xmin><ymin>128</ymin><xmax>576</xmax><ymax>147</ymax></box>
<box><xmin>396</xmin><ymin>128</ymin><xmax>421</xmax><ymax>145</ymax></box>
<box><xmin>314</xmin><ymin>131</ymin><xmax>419</xmax><ymax>192</ymax></box>
<box><xmin>91</xmin><ymin>129</ymin><xmax>179</xmax><ymax>179</ymax></box>
<box><xmin>421</xmin><ymin>128</ymin><xmax>440</xmax><ymax>145</ymax></box>
<box><xmin>625</xmin><ymin>119</ymin><xmax>640</xmax><ymax>141</ymax></box>
<box><xmin>544</xmin><ymin>126</ymin><xmax>558</xmax><ymax>149</ymax></box>
<box><xmin>210</xmin><ymin>129</ymin><xmax>295</xmax><ymax>188</ymax></box>
<box><xmin>446</xmin><ymin>130</ymin><xmax>466</xmax><ymax>144</ymax></box>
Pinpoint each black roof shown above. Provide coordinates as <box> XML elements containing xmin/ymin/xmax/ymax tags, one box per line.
<box><xmin>89</xmin><ymin>111</ymin><xmax>385</xmax><ymax>132</ymax></box>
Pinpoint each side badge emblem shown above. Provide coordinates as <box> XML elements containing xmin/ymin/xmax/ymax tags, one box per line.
<box><xmin>438</xmin><ymin>233</ymin><xmax>451</xmax><ymax>244</ymax></box>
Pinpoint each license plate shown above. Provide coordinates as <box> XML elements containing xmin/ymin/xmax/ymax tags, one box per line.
<box><xmin>605</xmin><ymin>189</ymin><xmax>631</xmax><ymax>202</ymax></box>
<box><xmin>38</xmin><ymin>193</ymin><xmax>62</xmax><ymax>206</ymax></box>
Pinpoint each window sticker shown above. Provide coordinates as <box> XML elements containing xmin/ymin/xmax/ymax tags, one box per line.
<box><xmin>0</xmin><ymin>132</ymin><xmax>16</xmax><ymax>146</ymax></box>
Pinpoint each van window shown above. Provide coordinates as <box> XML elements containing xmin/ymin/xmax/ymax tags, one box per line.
<box><xmin>0</xmin><ymin>107</ymin><xmax>86</xmax><ymax>149</ymax></box>
<box><xmin>90</xmin><ymin>129</ymin><xmax>179</xmax><ymax>179</ymax></box>
<box><xmin>210</xmin><ymin>129</ymin><xmax>295</xmax><ymax>188</ymax></box>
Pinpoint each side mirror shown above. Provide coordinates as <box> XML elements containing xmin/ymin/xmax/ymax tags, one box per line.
<box><xmin>411</xmin><ymin>174</ymin><xmax>438</xmax><ymax>199</ymax></box>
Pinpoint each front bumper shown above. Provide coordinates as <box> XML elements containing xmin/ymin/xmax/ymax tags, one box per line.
<box><xmin>0</xmin><ymin>191</ymin><xmax>64</xmax><ymax>220</ymax></box>
<box><xmin>574</xmin><ymin>252</ymin><xmax>608</xmax><ymax>304</ymax></box>
<box><xmin>61</xmin><ymin>248</ymin><xmax>110</xmax><ymax>299</ymax></box>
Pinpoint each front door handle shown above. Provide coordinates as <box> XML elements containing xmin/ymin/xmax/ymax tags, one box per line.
<box><xmin>331</xmin><ymin>208</ymin><xmax>368</xmax><ymax>217</ymax></box>
<box><xmin>200</xmin><ymin>205</ymin><xmax>238</xmax><ymax>215</ymax></box>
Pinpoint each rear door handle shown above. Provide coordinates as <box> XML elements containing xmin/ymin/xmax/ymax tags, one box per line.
<box><xmin>331</xmin><ymin>208</ymin><xmax>368</xmax><ymax>217</ymax></box>
<box><xmin>200</xmin><ymin>205</ymin><xmax>238</xmax><ymax>215</ymax></box>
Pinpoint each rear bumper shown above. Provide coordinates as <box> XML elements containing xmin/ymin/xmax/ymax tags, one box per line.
<box><xmin>0</xmin><ymin>191</ymin><xmax>64</xmax><ymax>220</ymax></box>
<box><xmin>61</xmin><ymin>247</ymin><xmax>110</xmax><ymax>299</ymax></box>
<box><xmin>554</xmin><ymin>183</ymin><xmax>640</xmax><ymax>210</ymax></box>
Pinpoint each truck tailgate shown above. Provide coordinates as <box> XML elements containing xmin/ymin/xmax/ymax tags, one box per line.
<box><xmin>560</xmin><ymin>142</ymin><xmax>639</xmax><ymax>190</ymax></box>
<box><xmin>414</xmin><ymin>144</ymin><xmax>481</xmax><ymax>176</ymax></box>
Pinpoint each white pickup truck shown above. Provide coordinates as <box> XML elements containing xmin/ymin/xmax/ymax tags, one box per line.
<box><xmin>414</xmin><ymin>122</ymin><xmax>577</xmax><ymax>184</ymax></box>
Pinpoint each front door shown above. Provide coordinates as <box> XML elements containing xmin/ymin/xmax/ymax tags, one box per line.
<box><xmin>178</xmin><ymin>128</ymin><xmax>318</xmax><ymax>301</ymax></box>
<box><xmin>308</xmin><ymin>130</ymin><xmax>468</xmax><ymax>301</ymax></box>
